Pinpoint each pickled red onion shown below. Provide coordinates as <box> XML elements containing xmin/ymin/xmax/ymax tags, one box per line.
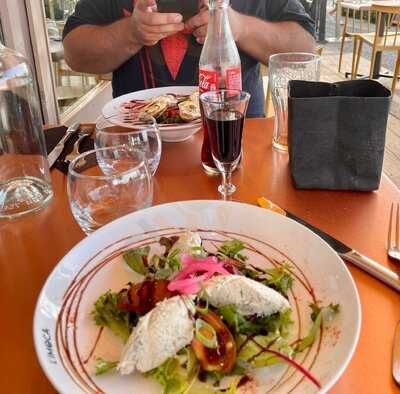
<box><xmin>168</xmin><ymin>272</ymin><xmax>214</xmax><ymax>294</ymax></box>
<box><xmin>167</xmin><ymin>255</ymin><xmax>230</xmax><ymax>294</ymax></box>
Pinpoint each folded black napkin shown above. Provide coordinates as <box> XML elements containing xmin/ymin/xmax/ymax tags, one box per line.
<box><xmin>44</xmin><ymin>125</ymin><xmax>94</xmax><ymax>174</ymax></box>
<box><xmin>288</xmin><ymin>80</ymin><xmax>391</xmax><ymax>191</ymax></box>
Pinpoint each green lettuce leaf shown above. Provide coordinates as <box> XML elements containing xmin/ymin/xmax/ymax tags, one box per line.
<box><xmin>296</xmin><ymin>303</ymin><xmax>340</xmax><ymax>353</ymax></box>
<box><xmin>218</xmin><ymin>305</ymin><xmax>294</xmax><ymax>370</ymax></box>
<box><xmin>216</xmin><ymin>376</ymin><xmax>242</xmax><ymax>394</ymax></box>
<box><xmin>310</xmin><ymin>302</ymin><xmax>340</xmax><ymax>322</ymax></box>
<box><xmin>148</xmin><ymin>348</ymin><xmax>199</xmax><ymax>394</ymax></box>
<box><xmin>185</xmin><ymin>380</ymin><xmax>215</xmax><ymax>394</ymax></box>
<box><xmin>237</xmin><ymin>332</ymin><xmax>294</xmax><ymax>367</ymax></box>
<box><xmin>218</xmin><ymin>305</ymin><xmax>293</xmax><ymax>337</ymax></box>
<box><xmin>154</xmin><ymin>267</ymin><xmax>174</xmax><ymax>280</ymax></box>
<box><xmin>166</xmin><ymin>248</ymin><xmax>182</xmax><ymax>272</ymax></box>
<box><xmin>95</xmin><ymin>357</ymin><xmax>118</xmax><ymax>375</ymax></box>
<box><xmin>123</xmin><ymin>246</ymin><xmax>150</xmax><ymax>276</ymax></box>
<box><xmin>150</xmin><ymin>248</ymin><xmax>182</xmax><ymax>280</ymax></box>
<box><xmin>217</xmin><ymin>240</ymin><xmax>248</xmax><ymax>263</ymax></box>
<box><xmin>232</xmin><ymin>261</ymin><xmax>294</xmax><ymax>298</ymax></box>
<box><xmin>190</xmin><ymin>245</ymin><xmax>209</xmax><ymax>258</ymax></box>
<box><xmin>263</xmin><ymin>264</ymin><xmax>294</xmax><ymax>297</ymax></box>
<box><xmin>91</xmin><ymin>291</ymin><xmax>135</xmax><ymax>342</ymax></box>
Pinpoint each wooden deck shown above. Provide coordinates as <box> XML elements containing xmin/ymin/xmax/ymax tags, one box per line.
<box><xmin>320</xmin><ymin>41</ymin><xmax>400</xmax><ymax>188</ymax></box>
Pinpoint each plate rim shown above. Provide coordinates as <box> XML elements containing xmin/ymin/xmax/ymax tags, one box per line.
<box><xmin>33</xmin><ymin>200</ymin><xmax>362</xmax><ymax>394</ymax></box>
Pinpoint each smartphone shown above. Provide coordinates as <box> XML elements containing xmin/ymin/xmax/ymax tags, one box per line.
<box><xmin>157</xmin><ymin>0</ymin><xmax>199</xmax><ymax>22</ymax></box>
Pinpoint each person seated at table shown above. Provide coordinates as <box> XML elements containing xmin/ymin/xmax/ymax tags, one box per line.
<box><xmin>62</xmin><ymin>0</ymin><xmax>316</xmax><ymax>117</ymax></box>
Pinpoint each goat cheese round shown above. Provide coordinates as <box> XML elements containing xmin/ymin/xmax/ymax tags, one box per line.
<box><xmin>204</xmin><ymin>275</ymin><xmax>290</xmax><ymax>316</ymax></box>
<box><xmin>117</xmin><ymin>295</ymin><xmax>195</xmax><ymax>374</ymax></box>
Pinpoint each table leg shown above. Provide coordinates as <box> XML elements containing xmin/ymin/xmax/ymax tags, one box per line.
<box><xmin>336</xmin><ymin>0</ymin><xmax>342</xmax><ymax>40</ymax></box>
<box><xmin>372</xmin><ymin>11</ymin><xmax>387</xmax><ymax>79</ymax></box>
<box><xmin>318</xmin><ymin>0</ymin><xmax>327</xmax><ymax>42</ymax></box>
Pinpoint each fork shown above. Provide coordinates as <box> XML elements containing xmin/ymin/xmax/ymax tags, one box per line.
<box><xmin>388</xmin><ymin>203</ymin><xmax>400</xmax><ymax>262</ymax></box>
<box><xmin>64</xmin><ymin>129</ymin><xmax>93</xmax><ymax>165</ymax></box>
<box><xmin>388</xmin><ymin>203</ymin><xmax>400</xmax><ymax>386</ymax></box>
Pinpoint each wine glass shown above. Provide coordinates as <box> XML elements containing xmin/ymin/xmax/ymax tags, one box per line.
<box><xmin>200</xmin><ymin>90</ymin><xmax>250</xmax><ymax>197</ymax></box>
<box><xmin>67</xmin><ymin>146</ymin><xmax>153</xmax><ymax>235</ymax></box>
<box><xmin>95</xmin><ymin>116</ymin><xmax>162</xmax><ymax>176</ymax></box>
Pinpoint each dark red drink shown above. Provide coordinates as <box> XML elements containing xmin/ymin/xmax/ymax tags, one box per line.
<box><xmin>205</xmin><ymin>109</ymin><xmax>244</xmax><ymax>165</ymax></box>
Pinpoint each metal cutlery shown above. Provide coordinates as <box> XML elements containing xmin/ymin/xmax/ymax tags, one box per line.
<box><xmin>47</xmin><ymin>122</ymin><xmax>80</xmax><ymax>167</ymax></box>
<box><xmin>257</xmin><ymin>197</ymin><xmax>400</xmax><ymax>293</ymax></box>
<box><xmin>388</xmin><ymin>203</ymin><xmax>400</xmax><ymax>262</ymax></box>
<box><xmin>387</xmin><ymin>203</ymin><xmax>400</xmax><ymax>386</ymax></box>
<box><xmin>64</xmin><ymin>128</ymin><xmax>93</xmax><ymax>165</ymax></box>
<box><xmin>393</xmin><ymin>321</ymin><xmax>400</xmax><ymax>386</ymax></box>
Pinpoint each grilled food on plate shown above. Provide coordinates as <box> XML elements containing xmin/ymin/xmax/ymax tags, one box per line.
<box><xmin>121</xmin><ymin>93</ymin><xmax>201</xmax><ymax>125</ymax></box>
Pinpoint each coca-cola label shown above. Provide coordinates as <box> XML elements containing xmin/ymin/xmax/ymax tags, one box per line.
<box><xmin>225</xmin><ymin>67</ymin><xmax>242</xmax><ymax>91</ymax></box>
<box><xmin>199</xmin><ymin>69</ymin><xmax>218</xmax><ymax>93</ymax></box>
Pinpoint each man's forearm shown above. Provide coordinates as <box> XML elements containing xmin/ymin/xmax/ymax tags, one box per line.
<box><xmin>234</xmin><ymin>14</ymin><xmax>316</xmax><ymax>65</ymax></box>
<box><xmin>63</xmin><ymin>17</ymin><xmax>142</xmax><ymax>74</ymax></box>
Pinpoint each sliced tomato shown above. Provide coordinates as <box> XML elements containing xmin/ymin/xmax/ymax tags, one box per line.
<box><xmin>117</xmin><ymin>279</ymin><xmax>176</xmax><ymax>315</ymax></box>
<box><xmin>191</xmin><ymin>310</ymin><xmax>237</xmax><ymax>373</ymax></box>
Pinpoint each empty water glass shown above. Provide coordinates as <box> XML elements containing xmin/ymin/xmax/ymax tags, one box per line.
<box><xmin>95</xmin><ymin>116</ymin><xmax>161</xmax><ymax>175</ymax></box>
<box><xmin>67</xmin><ymin>146</ymin><xmax>153</xmax><ymax>235</ymax></box>
<box><xmin>269</xmin><ymin>52</ymin><xmax>321</xmax><ymax>151</ymax></box>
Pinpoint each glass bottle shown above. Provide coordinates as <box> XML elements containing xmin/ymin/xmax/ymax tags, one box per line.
<box><xmin>199</xmin><ymin>0</ymin><xmax>242</xmax><ymax>174</ymax></box>
<box><xmin>0</xmin><ymin>43</ymin><xmax>53</xmax><ymax>219</ymax></box>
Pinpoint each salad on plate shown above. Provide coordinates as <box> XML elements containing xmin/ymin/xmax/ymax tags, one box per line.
<box><xmin>91</xmin><ymin>232</ymin><xmax>339</xmax><ymax>394</ymax></box>
<box><xmin>120</xmin><ymin>92</ymin><xmax>201</xmax><ymax>126</ymax></box>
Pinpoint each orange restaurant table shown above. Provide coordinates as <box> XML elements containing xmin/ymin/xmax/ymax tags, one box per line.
<box><xmin>0</xmin><ymin>118</ymin><xmax>399</xmax><ymax>393</ymax></box>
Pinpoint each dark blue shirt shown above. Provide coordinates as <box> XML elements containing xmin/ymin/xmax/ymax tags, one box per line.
<box><xmin>63</xmin><ymin>0</ymin><xmax>314</xmax><ymax>117</ymax></box>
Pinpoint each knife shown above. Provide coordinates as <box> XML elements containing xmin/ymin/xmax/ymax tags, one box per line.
<box><xmin>393</xmin><ymin>321</ymin><xmax>400</xmax><ymax>386</ymax></box>
<box><xmin>257</xmin><ymin>198</ymin><xmax>400</xmax><ymax>293</ymax></box>
<box><xmin>47</xmin><ymin>122</ymin><xmax>80</xmax><ymax>168</ymax></box>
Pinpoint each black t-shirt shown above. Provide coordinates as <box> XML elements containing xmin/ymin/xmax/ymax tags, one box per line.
<box><xmin>63</xmin><ymin>0</ymin><xmax>314</xmax><ymax>117</ymax></box>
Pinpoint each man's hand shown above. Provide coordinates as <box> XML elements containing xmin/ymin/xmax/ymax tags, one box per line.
<box><xmin>131</xmin><ymin>0</ymin><xmax>185</xmax><ymax>46</ymax></box>
<box><xmin>185</xmin><ymin>3</ymin><xmax>244</xmax><ymax>45</ymax></box>
<box><xmin>185</xmin><ymin>6</ymin><xmax>208</xmax><ymax>44</ymax></box>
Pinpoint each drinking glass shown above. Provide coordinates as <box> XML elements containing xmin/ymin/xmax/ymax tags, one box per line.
<box><xmin>269</xmin><ymin>53</ymin><xmax>321</xmax><ymax>151</ymax></box>
<box><xmin>95</xmin><ymin>116</ymin><xmax>161</xmax><ymax>175</ymax></box>
<box><xmin>67</xmin><ymin>146</ymin><xmax>153</xmax><ymax>235</ymax></box>
<box><xmin>0</xmin><ymin>43</ymin><xmax>53</xmax><ymax>219</ymax></box>
<box><xmin>200</xmin><ymin>90</ymin><xmax>250</xmax><ymax>197</ymax></box>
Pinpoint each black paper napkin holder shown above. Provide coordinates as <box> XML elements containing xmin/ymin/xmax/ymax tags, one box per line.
<box><xmin>288</xmin><ymin>80</ymin><xmax>391</xmax><ymax>191</ymax></box>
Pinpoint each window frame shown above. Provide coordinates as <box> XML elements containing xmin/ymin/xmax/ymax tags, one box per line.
<box><xmin>0</xmin><ymin>0</ymin><xmax>111</xmax><ymax>125</ymax></box>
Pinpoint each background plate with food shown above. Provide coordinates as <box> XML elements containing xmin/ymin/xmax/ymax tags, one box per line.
<box><xmin>102</xmin><ymin>86</ymin><xmax>202</xmax><ymax>143</ymax></box>
<box><xmin>34</xmin><ymin>200</ymin><xmax>361</xmax><ymax>394</ymax></box>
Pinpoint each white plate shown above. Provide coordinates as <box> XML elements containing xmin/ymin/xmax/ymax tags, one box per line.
<box><xmin>102</xmin><ymin>86</ymin><xmax>202</xmax><ymax>143</ymax></box>
<box><xmin>34</xmin><ymin>200</ymin><xmax>361</xmax><ymax>394</ymax></box>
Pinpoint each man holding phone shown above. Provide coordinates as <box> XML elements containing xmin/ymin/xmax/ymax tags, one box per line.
<box><xmin>63</xmin><ymin>0</ymin><xmax>315</xmax><ymax>117</ymax></box>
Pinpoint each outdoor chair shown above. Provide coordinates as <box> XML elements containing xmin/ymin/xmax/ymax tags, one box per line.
<box><xmin>338</xmin><ymin>1</ymin><xmax>374</xmax><ymax>74</ymax></box>
<box><xmin>352</xmin><ymin>4</ymin><xmax>400</xmax><ymax>93</ymax></box>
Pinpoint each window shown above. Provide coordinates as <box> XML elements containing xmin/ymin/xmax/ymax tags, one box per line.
<box><xmin>43</xmin><ymin>0</ymin><xmax>108</xmax><ymax>117</ymax></box>
<box><xmin>1</xmin><ymin>0</ymin><xmax>112</xmax><ymax>124</ymax></box>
